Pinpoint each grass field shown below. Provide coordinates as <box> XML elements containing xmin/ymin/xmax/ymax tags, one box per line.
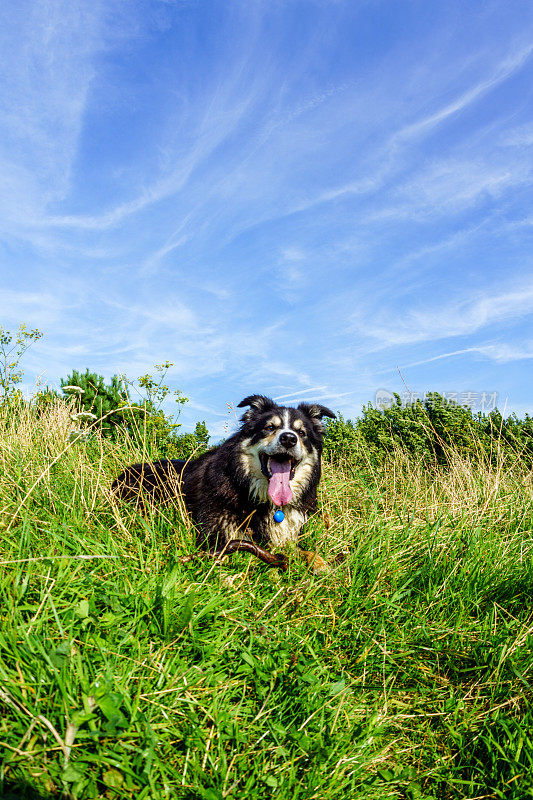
<box><xmin>1</xmin><ymin>398</ymin><xmax>532</xmax><ymax>799</ymax></box>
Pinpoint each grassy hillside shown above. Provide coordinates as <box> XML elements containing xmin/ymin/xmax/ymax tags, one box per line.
<box><xmin>0</xmin><ymin>398</ymin><xmax>532</xmax><ymax>799</ymax></box>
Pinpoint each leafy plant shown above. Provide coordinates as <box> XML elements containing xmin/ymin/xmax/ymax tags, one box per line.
<box><xmin>169</xmin><ymin>420</ymin><xmax>211</xmax><ymax>459</ymax></box>
<box><xmin>0</xmin><ymin>324</ymin><xmax>43</xmax><ymax>399</ymax></box>
<box><xmin>122</xmin><ymin>361</ymin><xmax>189</xmax><ymax>456</ymax></box>
<box><xmin>324</xmin><ymin>392</ymin><xmax>533</xmax><ymax>467</ymax></box>
<box><xmin>60</xmin><ymin>369</ymin><xmax>135</xmax><ymax>441</ymax></box>
<box><xmin>60</xmin><ymin>363</ymin><xmax>200</xmax><ymax>457</ymax></box>
<box><xmin>322</xmin><ymin>413</ymin><xmax>360</xmax><ymax>461</ymax></box>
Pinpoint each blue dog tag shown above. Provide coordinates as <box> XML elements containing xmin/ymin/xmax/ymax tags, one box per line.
<box><xmin>274</xmin><ymin>509</ymin><xmax>285</xmax><ymax>523</ymax></box>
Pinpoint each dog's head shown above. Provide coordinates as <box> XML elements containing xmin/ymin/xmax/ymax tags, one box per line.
<box><xmin>236</xmin><ymin>395</ymin><xmax>335</xmax><ymax>505</ymax></box>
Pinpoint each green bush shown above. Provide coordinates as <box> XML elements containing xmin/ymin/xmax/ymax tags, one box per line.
<box><xmin>59</xmin><ymin>366</ymin><xmax>211</xmax><ymax>459</ymax></box>
<box><xmin>61</xmin><ymin>369</ymin><xmax>137</xmax><ymax>442</ymax></box>
<box><xmin>357</xmin><ymin>392</ymin><xmax>488</xmax><ymax>464</ymax></box>
<box><xmin>322</xmin><ymin>413</ymin><xmax>359</xmax><ymax>461</ymax></box>
<box><xmin>481</xmin><ymin>410</ymin><xmax>533</xmax><ymax>461</ymax></box>
<box><xmin>324</xmin><ymin>393</ymin><xmax>532</xmax><ymax>467</ymax></box>
<box><xmin>168</xmin><ymin>420</ymin><xmax>211</xmax><ymax>459</ymax></box>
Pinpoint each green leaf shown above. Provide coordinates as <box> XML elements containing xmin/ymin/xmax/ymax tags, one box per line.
<box><xmin>177</xmin><ymin>593</ymin><xmax>195</xmax><ymax>629</ymax></box>
<box><xmin>270</xmin><ymin>721</ymin><xmax>287</xmax><ymax>736</ymax></box>
<box><xmin>99</xmin><ymin>611</ymin><xmax>117</xmax><ymax>627</ymax></box>
<box><xmin>199</xmin><ymin>789</ymin><xmax>222</xmax><ymax>800</ymax></box>
<box><xmin>63</xmin><ymin>764</ymin><xmax>84</xmax><ymax>783</ymax></box>
<box><xmin>328</xmin><ymin>678</ymin><xmax>346</xmax><ymax>696</ymax></box>
<box><xmin>405</xmin><ymin>783</ymin><xmax>423</xmax><ymax>799</ymax></box>
<box><xmin>103</xmin><ymin>768</ymin><xmax>124</xmax><ymax>788</ymax></box>
<box><xmin>162</xmin><ymin>565</ymin><xmax>182</xmax><ymax>596</ymax></box>
<box><xmin>48</xmin><ymin>642</ymin><xmax>70</xmax><ymax>668</ymax></box>
<box><xmin>95</xmin><ymin>691</ymin><xmax>128</xmax><ymax>730</ymax></box>
<box><xmin>241</xmin><ymin>650</ymin><xmax>255</xmax><ymax>667</ymax></box>
<box><xmin>76</xmin><ymin>599</ymin><xmax>90</xmax><ymax>619</ymax></box>
<box><xmin>70</xmin><ymin>709</ymin><xmax>96</xmax><ymax>727</ymax></box>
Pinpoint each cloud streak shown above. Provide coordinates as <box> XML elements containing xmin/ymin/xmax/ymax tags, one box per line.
<box><xmin>356</xmin><ymin>283</ymin><xmax>533</xmax><ymax>348</ymax></box>
<box><xmin>392</xmin><ymin>43</ymin><xmax>533</xmax><ymax>146</ymax></box>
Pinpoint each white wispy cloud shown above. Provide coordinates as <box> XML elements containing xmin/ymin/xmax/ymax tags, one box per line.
<box><xmin>274</xmin><ymin>386</ymin><xmax>327</xmax><ymax>401</ymax></box>
<box><xmin>356</xmin><ymin>282</ymin><xmax>533</xmax><ymax>347</ymax></box>
<box><xmin>272</xmin><ymin>41</ymin><xmax>533</xmax><ymax>222</ymax></box>
<box><xmin>285</xmin><ymin>390</ymin><xmax>356</xmax><ymax>405</ymax></box>
<box><xmin>391</xmin><ymin>43</ymin><xmax>533</xmax><ymax>146</ymax></box>
<box><xmin>399</xmin><ymin>342</ymin><xmax>533</xmax><ymax>369</ymax></box>
<box><xmin>0</xmin><ymin>2</ymin><xmax>106</xmax><ymax>222</ymax></box>
<box><xmin>391</xmin><ymin>156</ymin><xmax>531</xmax><ymax>219</ymax></box>
<box><xmin>473</xmin><ymin>342</ymin><xmax>533</xmax><ymax>362</ymax></box>
<box><xmin>0</xmin><ymin>288</ymin><xmax>66</xmax><ymax>328</ymax></box>
<box><xmin>500</xmin><ymin>121</ymin><xmax>533</xmax><ymax>147</ymax></box>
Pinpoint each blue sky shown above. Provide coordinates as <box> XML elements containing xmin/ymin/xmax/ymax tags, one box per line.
<box><xmin>1</xmin><ymin>0</ymin><xmax>532</xmax><ymax>435</ymax></box>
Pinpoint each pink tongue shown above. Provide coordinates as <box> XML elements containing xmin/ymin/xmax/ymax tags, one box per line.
<box><xmin>268</xmin><ymin>460</ymin><xmax>293</xmax><ymax>506</ymax></box>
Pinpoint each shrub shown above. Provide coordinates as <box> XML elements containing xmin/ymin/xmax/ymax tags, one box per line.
<box><xmin>61</xmin><ymin>369</ymin><xmax>136</xmax><ymax>442</ymax></box>
<box><xmin>322</xmin><ymin>414</ymin><xmax>360</xmax><ymax>461</ymax></box>
<box><xmin>482</xmin><ymin>410</ymin><xmax>533</xmax><ymax>462</ymax></box>
<box><xmin>168</xmin><ymin>421</ymin><xmax>211</xmax><ymax>459</ymax></box>
<box><xmin>357</xmin><ymin>392</ymin><xmax>488</xmax><ymax>464</ymax></box>
<box><xmin>324</xmin><ymin>393</ymin><xmax>532</xmax><ymax>467</ymax></box>
<box><xmin>59</xmin><ymin>364</ymin><xmax>209</xmax><ymax>459</ymax></box>
<box><xmin>0</xmin><ymin>324</ymin><xmax>43</xmax><ymax>400</ymax></box>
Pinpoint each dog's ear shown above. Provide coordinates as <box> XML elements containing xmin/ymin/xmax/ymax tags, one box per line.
<box><xmin>298</xmin><ymin>403</ymin><xmax>336</xmax><ymax>431</ymax></box>
<box><xmin>237</xmin><ymin>395</ymin><xmax>276</xmax><ymax>422</ymax></box>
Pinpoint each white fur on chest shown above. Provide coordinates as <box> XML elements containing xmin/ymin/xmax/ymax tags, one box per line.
<box><xmin>263</xmin><ymin>507</ymin><xmax>307</xmax><ymax>547</ymax></box>
<box><xmin>223</xmin><ymin>506</ymin><xmax>307</xmax><ymax>548</ymax></box>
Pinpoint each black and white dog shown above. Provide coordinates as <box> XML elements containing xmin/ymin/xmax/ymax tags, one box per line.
<box><xmin>113</xmin><ymin>394</ymin><xmax>335</xmax><ymax>565</ymax></box>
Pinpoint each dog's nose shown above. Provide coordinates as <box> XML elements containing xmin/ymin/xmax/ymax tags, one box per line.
<box><xmin>279</xmin><ymin>431</ymin><xmax>297</xmax><ymax>448</ymax></box>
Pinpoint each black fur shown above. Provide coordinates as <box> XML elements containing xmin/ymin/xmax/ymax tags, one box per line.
<box><xmin>112</xmin><ymin>395</ymin><xmax>335</xmax><ymax>552</ymax></box>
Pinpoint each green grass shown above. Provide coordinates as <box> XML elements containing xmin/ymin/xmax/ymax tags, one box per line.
<box><xmin>0</xmin><ymin>398</ymin><xmax>532</xmax><ymax>799</ymax></box>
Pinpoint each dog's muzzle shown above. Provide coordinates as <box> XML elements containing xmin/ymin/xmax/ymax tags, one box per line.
<box><xmin>259</xmin><ymin>452</ymin><xmax>298</xmax><ymax>481</ymax></box>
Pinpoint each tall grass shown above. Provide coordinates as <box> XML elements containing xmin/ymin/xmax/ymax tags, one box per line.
<box><xmin>0</xmin><ymin>396</ymin><xmax>532</xmax><ymax>799</ymax></box>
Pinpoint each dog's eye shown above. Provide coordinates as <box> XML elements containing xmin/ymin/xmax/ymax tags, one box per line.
<box><xmin>265</xmin><ymin>424</ymin><xmax>276</xmax><ymax>432</ymax></box>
